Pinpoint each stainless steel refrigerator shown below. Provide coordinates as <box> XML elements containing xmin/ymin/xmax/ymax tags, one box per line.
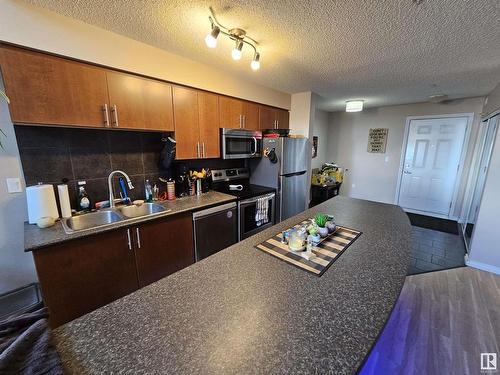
<box><xmin>249</xmin><ymin>137</ymin><xmax>309</xmax><ymax>222</ymax></box>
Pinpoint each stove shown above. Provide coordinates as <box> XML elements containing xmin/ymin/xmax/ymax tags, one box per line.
<box><xmin>212</xmin><ymin>168</ymin><xmax>276</xmax><ymax>240</ymax></box>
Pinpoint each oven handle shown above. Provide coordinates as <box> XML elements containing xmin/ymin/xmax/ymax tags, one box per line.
<box><xmin>239</xmin><ymin>193</ymin><xmax>275</xmax><ymax>205</ymax></box>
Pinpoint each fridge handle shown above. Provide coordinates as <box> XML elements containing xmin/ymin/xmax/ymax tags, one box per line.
<box><xmin>282</xmin><ymin>171</ymin><xmax>307</xmax><ymax>177</ymax></box>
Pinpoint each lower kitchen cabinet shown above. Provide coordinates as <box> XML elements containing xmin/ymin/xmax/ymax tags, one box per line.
<box><xmin>33</xmin><ymin>213</ymin><xmax>195</xmax><ymax>327</ymax></box>
<box><xmin>33</xmin><ymin>229</ymin><xmax>139</xmax><ymax>328</ymax></box>
<box><xmin>133</xmin><ymin>213</ymin><xmax>194</xmax><ymax>287</ymax></box>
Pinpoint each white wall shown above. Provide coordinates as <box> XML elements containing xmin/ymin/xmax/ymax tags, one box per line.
<box><xmin>311</xmin><ymin>109</ymin><xmax>329</xmax><ymax>169</ymax></box>
<box><xmin>468</xmin><ymin>123</ymin><xmax>500</xmax><ymax>274</ymax></box>
<box><xmin>327</xmin><ymin>97</ymin><xmax>485</xmax><ymax>217</ymax></box>
<box><xmin>0</xmin><ymin>0</ymin><xmax>290</xmax><ymax>109</ymax></box>
<box><xmin>0</xmin><ymin>80</ymin><xmax>37</xmax><ymax>293</ymax></box>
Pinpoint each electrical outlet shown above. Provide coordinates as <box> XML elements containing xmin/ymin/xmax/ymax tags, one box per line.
<box><xmin>6</xmin><ymin>178</ymin><xmax>22</xmax><ymax>193</ymax></box>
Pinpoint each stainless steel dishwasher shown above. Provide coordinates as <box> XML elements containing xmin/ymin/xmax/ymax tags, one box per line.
<box><xmin>192</xmin><ymin>202</ymin><xmax>238</xmax><ymax>261</ymax></box>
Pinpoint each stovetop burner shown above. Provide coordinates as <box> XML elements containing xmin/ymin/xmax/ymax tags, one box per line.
<box><xmin>211</xmin><ymin>168</ymin><xmax>275</xmax><ymax>201</ymax></box>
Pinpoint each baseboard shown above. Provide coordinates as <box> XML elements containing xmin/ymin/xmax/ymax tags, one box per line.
<box><xmin>466</xmin><ymin>259</ymin><xmax>500</xmax><ymax>275</ymax></box>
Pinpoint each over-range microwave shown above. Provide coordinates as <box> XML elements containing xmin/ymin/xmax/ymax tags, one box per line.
<box><xmin>221</xmin><ymin>128</ymin><xmax>262</xmax><ymax>159</ymax></box>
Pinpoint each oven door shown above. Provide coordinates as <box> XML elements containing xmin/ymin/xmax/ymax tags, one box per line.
<box><xmin>221</xmin><ymin>129</ymin><xmax>262</xmax><ymax>159</ymax></box>
<box><xmin>239</xmin><ymin>193</ymin><xmax>275</xmax><ymax>240</ymax></box>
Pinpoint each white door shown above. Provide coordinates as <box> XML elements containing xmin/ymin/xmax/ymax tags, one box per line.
<box><xmin>398</xmin><ymin>117</ymin><xmax>468</xmax><ymax>216</ymax></box>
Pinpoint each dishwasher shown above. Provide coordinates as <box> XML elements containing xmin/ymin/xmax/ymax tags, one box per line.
<box><xmin>192</xmin><ymin>202</ymin><xmax>238</xmax><ymax>261</ymax></box>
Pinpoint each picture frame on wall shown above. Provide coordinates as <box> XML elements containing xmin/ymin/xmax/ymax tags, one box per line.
<box><xmin>312</xmin><ymin>136</ymin><xmax>318</xmax><ymax>158</ymax></box>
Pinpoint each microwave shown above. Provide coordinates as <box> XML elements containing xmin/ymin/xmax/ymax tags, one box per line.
<box><xmin>221</xmin><ymin>128</ymin><xmax>262</xmax><ymax>159</ymax></box>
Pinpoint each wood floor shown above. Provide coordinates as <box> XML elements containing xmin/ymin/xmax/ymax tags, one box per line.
<box><xmin>360</xmin><ymin>267</ymin><xmax>500</xmax><ymax>375</ymax></box>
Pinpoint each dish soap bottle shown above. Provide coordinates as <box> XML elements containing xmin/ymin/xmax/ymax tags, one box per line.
<box><xmin>77</xmin><ymin>181</ymin><xmax>91</xmax><ymax>212</ymax></box>
<box><xmin>145</xmin><ymin>179</ymin><xmax>153</xmax><ymax>202</ymax></box>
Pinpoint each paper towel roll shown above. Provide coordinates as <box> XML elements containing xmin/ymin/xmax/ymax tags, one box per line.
<box><xmin>26</xmin><ymin>184</ymin><xmax>59</xmax><ymax>224</ymax></box>
<box><xmin>57</xmin><ymin>184</ymin><xmax>72</xmax><ymax>219</ymax></box>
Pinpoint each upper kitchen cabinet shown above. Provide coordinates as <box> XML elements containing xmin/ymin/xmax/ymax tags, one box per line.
<box><xmin>198</xmin><ymin>91</ymin><xmax>220</xmax><ymax>158</ymax></box>
<box><xmin>173</xmin><ymin>86</ymin><xmax>200</xmax><ymax>159</ymax></box>
<box><xmin>219</xmin><ymin>96</ymin><xmax>259</xmax><ymax>130</ymax></box>
<box><xmin>259</xmin><ymin>105</ymin><xmax>289</xmax><ymax>130</ymax></box>
<box><xmin>0</xmin><ymin>46</ymin><xmax>109</xmax><ymax>127</ymax></box>
<box><xmin>173</xmin><ymin>87</ymin><xmax>220</xmax><ymax>159</ymax></box>
<box><xmin>242</xmin><ymin>101</ymin><xmax>259</xmax><ymax>130</ymax></box>
<box><xmin>219</xmin><ymin>96</ymin><xmax>243</xmax><ymax>129</ymax></box>
<box><xmin>106</xmin><ymin>71</ymin><xmax>174</xmax><ymax>131</ymax></box>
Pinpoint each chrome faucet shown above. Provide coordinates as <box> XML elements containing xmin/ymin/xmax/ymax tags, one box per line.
<box><xmin>108</xmin><ymin>170</ymin><xmax>134</xmax><ymax>208</ymax></box>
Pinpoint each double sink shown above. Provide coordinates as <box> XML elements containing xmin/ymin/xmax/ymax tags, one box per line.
<box><xmin>61</xmin><ymin>203</ymin><xmax>171</xmax><ymax>234</ymax></box>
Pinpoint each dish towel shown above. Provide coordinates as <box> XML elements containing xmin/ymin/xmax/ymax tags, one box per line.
<box><xmin>255</xmin><ymin>197</ymin><xmax>269</xmax><ymax>226</ymax></box>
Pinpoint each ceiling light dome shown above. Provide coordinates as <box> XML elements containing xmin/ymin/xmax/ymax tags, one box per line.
<box><xmin>205</xmin><ymin>26</ymin><xmax>220</xmax><ymax>48</ymax></box>
<box><xmin>251</xmin><ymin>52</ymin><xmax>260</xmax><ymax>70</ymax></box>
<box><xmin>345</xmin><ymin>100</ymin><xmax>364</xmax><ymax>112</ymax></box>
<box><xmin>231</xmin><ymin>40</ymin><xmax>243</xmax><ymax>60</ymax></box>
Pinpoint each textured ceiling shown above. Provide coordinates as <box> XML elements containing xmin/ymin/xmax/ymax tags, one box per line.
<box><xmin>25</xmin><ymin>0</ymin><xmax>500</xmax><ymax>111</ymax></box>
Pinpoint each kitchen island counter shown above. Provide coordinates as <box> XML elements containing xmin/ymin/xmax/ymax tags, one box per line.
<box><xmin>53</xmin><ymin>196</ymin><xmax>411</xmax><ymax>374</ymax></box>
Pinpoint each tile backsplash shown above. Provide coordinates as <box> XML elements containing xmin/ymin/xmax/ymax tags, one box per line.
<box><xmin>15</xmin><ymin>126</ymin><xmax>245</xmax><ymax>210</ymax></box>
<box><xmin>15</xmin><ymin>126</ymin><xmax>165</xmax><ymax>206</ymax></box>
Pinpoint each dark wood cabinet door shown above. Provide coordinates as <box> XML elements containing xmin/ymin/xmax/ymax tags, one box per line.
<box><xmin>107</xmin><ymin>71</ymin><xmax>174</xmax><ymax>131</ymax></box>
<box><xmin>32</xmin><ymin>229</ymin><xmax>138</xmax><ymax>327</ymax></box>
<box><xmin>198</xmin><ymin>91</ymin><xmax>220</xmax><ymax>158</ymax></box>
<box><xmin>242</xmin><ymin>101</ymin><xmax>260</xmax><ymax>130</ymax></box>
<box><xmin>277</xmin><ymin>109</ymin><xmax>290</xmax><ymax>129</ymax></box>
<box><xmin>173</xmin><ymin>86</ymin><xmax>200</xmax><ymax>159</ymax></box>
<box><xmin>219</xmin><ymin>96</ymin><xmax>243</xmax><ymax>129</ymax></box>
<box><xmin>0</xmin><ymin>46</ymin><xmax>109</xmax><ymax>127</ymax></box>
<box><xmin>259</xmin><ymin>105</ymin><xmax>278</xmax><ymax>130</ymax></box>
<box><xmin>133</xmin><ymin>213</ymin><xmax>194</xmax><ymax>287</ymax></box>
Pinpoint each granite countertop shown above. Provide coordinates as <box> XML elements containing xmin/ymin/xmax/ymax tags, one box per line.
<box><xmin>24</xmin><ymin>191</ymin><xmax>236</xmax><ymax>251</ymax></box>
<box><xmin>53</xmin><ymin>196</ymin><xmax>411</xmax><ymax>374</ymax></box>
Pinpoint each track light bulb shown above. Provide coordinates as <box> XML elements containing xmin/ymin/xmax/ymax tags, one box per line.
<box><xmin>251</xmin><ymin>52</ymin><xmax>260</xmax><ymax>70</ymax></box>
<box><xmin>232</xmin><ymin>40</ymin><xmax>243</xmax><ymax>60</ymax></box>
<box><xmin>205</xmin><ymin>26</ymin><xmax>220</xmax><ymax>48</ymax></box>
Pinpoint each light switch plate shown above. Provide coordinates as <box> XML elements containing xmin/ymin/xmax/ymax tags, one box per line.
<box><xmin>6</xmin><ymin>178</ymin><xmax>22</xmax><ymax>193</ymax></box>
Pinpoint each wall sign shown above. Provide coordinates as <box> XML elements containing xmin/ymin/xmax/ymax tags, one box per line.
<box><xmin>367</xmin><ymin>128</ymin><xmax>388</xmax><ymax>153</ymax></box>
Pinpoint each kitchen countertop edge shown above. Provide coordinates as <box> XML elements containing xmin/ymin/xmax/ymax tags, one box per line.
<box><xmin>24</xmin><ymin>191</ymin><xmax>237</xmax><ymax>252</ymax></box>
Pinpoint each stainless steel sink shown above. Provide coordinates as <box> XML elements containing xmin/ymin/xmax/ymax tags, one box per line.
<box><xmin>117</xmin><ymin>203</ymin><xmax>169</xmax><ymax>218</ymax></box>
<box><xmin>61</xmin><ymin>210</ymin><xmax>123</xmax><ymax>233</ymax></box>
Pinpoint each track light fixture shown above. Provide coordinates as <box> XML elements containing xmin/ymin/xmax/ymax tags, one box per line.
<box><xmin>205</xmin><ymin>7</ymin><xmax>261</xmax><ymax>70</ymax></box>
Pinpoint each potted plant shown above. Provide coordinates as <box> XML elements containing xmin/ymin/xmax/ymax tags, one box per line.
<box><xmin>315</xmin><ymin>213</ymin><xmax>329</xmax><ymax>237</ymax></box>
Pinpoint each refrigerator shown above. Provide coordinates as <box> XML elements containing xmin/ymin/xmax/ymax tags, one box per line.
<box><xmin>249</xmin><ymin>137</ymin><xmax>309</xmax><ymax>222</ymax></box>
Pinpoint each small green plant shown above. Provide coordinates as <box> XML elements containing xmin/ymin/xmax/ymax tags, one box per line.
<box><xmin>315</xmin><ymin>213</ymin><xmax>327</xmax><ymax>228</ymax></box>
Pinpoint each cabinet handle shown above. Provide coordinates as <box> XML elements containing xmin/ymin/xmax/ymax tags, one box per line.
<box><xmin>111</xmin><ymin>104</ymin><xmax>119</xmax><ymax>127</ymax></box>
<box><xmin>126</xmin><ymin>229</ymin><xmax>132</xmax><ymax>250</ymax></box>
<box><xmin>196</xmin><ymin>142</ymin><xmax>200</xmax><ymax>158</ymax></box>
<box><xmin>276</xmin><ymin>120</ymin><xmax>279</xmax><ymax>129</ymax></box>
<box><xmin>202</xmin><ymin>142</ymin><xmax>206</xmax><ymax>158</ymax></box>
<box><xmin>103</xmin><ymin>104</ymin><xmax>110</xmax><ymax>127</ymax></box>
<box><xmin>238</xmin><ymin>115</ymin><xmax>242</xmax><ymax>129</ymax></box>
<box><xmin>243</xmin><ymin>115</ymin><xmax>246</xmax><ymax>128</ymax></box>
<box><xmin>136</xmin><ymin>228</ymin><xmax>141</xmax><ymax>249</ymax></box>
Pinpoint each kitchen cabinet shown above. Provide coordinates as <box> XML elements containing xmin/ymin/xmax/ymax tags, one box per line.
<box><xmin>259</xmin><ymin>105</ymin><xmax>290</xmax><ymax>130</ymax></box>
<box><xmin>173</xmin><ymin>86</ymin><xmax>200</xmax><ymax>159</ymax></box>
<box><xmin>0</xmin><ymin>46</ymin><xmax>109</xmax><ymax>127</ymax></box>
<box><xmin>106</xmin><ymin>71</ymin><xmax>174</xmax><ymax>131</ymax></box>
<box><xmin>33</xmin><ymin>213</ymin><xmax>194</xmax><ymax>327</ymax></box>
<box><xmin>33</xmin><ymin>229</ymin><xmax>139</xmax><ymax>328</ymax></box>
<box><xmin>173</xmin><ymin>87</ymin><xmax>220</xmax><ymax>159</ymax></box>
<box><xmin>219</xmin><ymin>96</ymin><xmax>259</xmax><ymax>130</ymax></box>
<box><xmin>132</xmin><ymin>213</ymin><xmax>194</xmax><ymax>287</ymax></box>
<box><xmin>198</xmin><ymin>91</ymin><xmax>220</xmax><ymax>158</ymax></box>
